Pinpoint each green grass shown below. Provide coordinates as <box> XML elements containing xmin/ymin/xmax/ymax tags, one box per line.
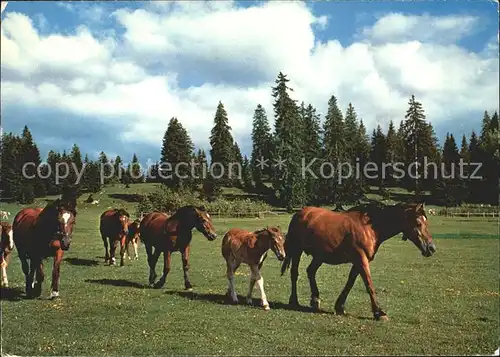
<box><xmin>1</xmin><ymin>190</ymin><xmax>499</xmax><ymax>355</ymax></box>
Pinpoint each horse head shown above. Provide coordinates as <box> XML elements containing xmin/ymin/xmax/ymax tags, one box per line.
<box><xmin>192</xmin><ymin>206</ymin><xmax>217</xmax><ymax>241</ymax></box>
<box><xmin>265</xmin><ymin>226</ymin><xmax>286</xmax><ymax>261</ymax></box>
<box><xmin>401</xmin><ymin>202</ymin><xmax>436</xmax><ymax>257</ymax></box>
<box><xmin>115</xmin><ymin>209</ymin><xmax>130</xmax><ymax>236</ymax></box>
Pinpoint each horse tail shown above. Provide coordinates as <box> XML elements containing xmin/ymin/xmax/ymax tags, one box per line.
<box><xmin>280</xmin><ymin>212</ymin><xmax>301</xmax><ymax>276</ymax></box>
<box><xmin>280</xmin><ymin>245</ymin><xmax>292</xmax><ymax>276</ymax></box>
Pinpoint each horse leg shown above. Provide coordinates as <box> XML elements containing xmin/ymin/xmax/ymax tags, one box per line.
<box><xmin>181</xmin><ymin>246</ymin><xmax>192</xmax><ymax>291</ymax></box>
<box><xmin>334</xmin><ymin>265</ymin><xmax>359</xmax><ymax>316</ymax></box>
<box><xmin>289</xmin><ymin>252</ymin><xmax>302</xmax><ymax>306</ymax></box>
<box><xmin>306</xmin><ymin>257</ymin><xmax>323</xmax><ymax>311</ymax></box>
<box><xmin>27</xmin><ymin>258</ymin><xmax>39</xmax><ymax>298</ymax></box>
<box><xmin>133</xmin><ymin>239</ymin><xmax>139</xmax><ymax>260</ymax></box>
<box><xmin>357</xmin><ymin>257</ymin><xmax>388</xmax><ymax>321</ymax></box>
<box><xmin>145</xmin><ymin>244</ymin><xmax>160</xmax><ymax>286</ymax></box>
<box><xmin>251</xmin><ymin>265</ymin><xmax>270</xmax><ymax>311</ymax></box>
<box><xmin>119</xmin><ymin>235</ymin><xmax>126</xmax><ymax>267</ymax></box>
<box><xmin>33</xmin><ymin>259</ymin><xmax>45</xmax><ymax>298</ymax></box>
<box><xmin>109</xmin><ymin>238</ymin><xmax>118</xmax><ymax>265</ymax></box>
<box><xmin>102</xmin><ymin>234</ymin><xmax>109</xmax><ymax>263</ymax></box>
<box><xmin>0</xmin><ymin>255</ymin><xmax>8</xmax><ymax>287</ymax></box>
<box><xmin>50</xmin><ymin>249</ymin><xmax>64</xmax><ymax>299</ymax></box>
<box><xmin>153</xmin><ymin>250</ymin><xmax>171</xmax><ymax>289</ymax></box>
<box><xmin>19</xmin><ymin>253</ymin><xmax>32</xmax><ymax>295</ymax></box>
<box><xmin>225</xmin><ymin>257</ymin><xmax>239</xmax><ymax>304</ymax></box>
<box><xmin>246</xmin><ymin>264</ymin><xmax>257</xmax><ymax>305</ymax></box>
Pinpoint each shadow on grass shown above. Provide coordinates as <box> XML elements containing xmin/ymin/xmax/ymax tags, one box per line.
<box><xmin>85</xmin><ymin>278</ymin><xmax>147</xmax><ymax>289</ymax></box>
<box><xmin>108</xmin><ymin>193</ymin><xmax>143</xmax><ymax>203</ymax></box>
<box><xmin>65</xmin><ymin>258</ymin><xmax>100</xmax><ymax>267</ymax></box>
<box><xmin>165</xmin><ymin>290</ymin><xmax>338</xmax><ymax>314</ymax></box>
<box><xmin>0</xmin><ymin>286</ymin><xmax>25</xmax><ymax>301</ymax></box>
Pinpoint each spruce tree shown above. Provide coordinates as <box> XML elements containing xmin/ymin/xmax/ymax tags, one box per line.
<box><xmin>356</xmin><ymin>119</ymin><xmax>371</xmax><ymax>192</ymax></box>
<box><xmin>0</xmin><ymin>133</ymin><xmax>22</xmax><ymax>201</ymax></box>
<box><xmin>20</xmin><ymin>126</ymin><xmax>42</xmax><ymax>202</ymax></box>
<box><xmin>321</xmin><ymin>95</ymin><xmax>345</xmax><ymax>204</ymax></box>
<box><xmin>242</xmin><ymin>155</ymin><xmax>254</xmax><ymax>191</ymax></box>
<box><xmin>232</xmin><ymin>141</ymin><xmax>244</xmax><ymax>188</ymax></box>
<box><xmin>370</xmin><ymin>125</ymin><xmax>387</xmax><ymax>190</ymax></box>
<box><xmin>209</xmin><ymin>101</ymin><xmax>236</xmax><ymax>188</ymax></box>
<box><xmin>301</xmin><ymin>103</ymin><xmax>322</xmax><ymax>204</ymax></box>
<box><xmin>250</xmin><ymin>104</ymin><xmax>273</xmax><ymax>191</ymax></box>
<box><xmin>271</xmin><ymin>72</ymin><xmax>306</xmax><ymax>211</ymax></box>
<box><xmin>129</xmin><ymin>153</ymin><xmax>143</xmax><ymax>184</ymax></box>
<box><xmin>98</xmin><ymin>151</ymin><xmax>111</xmax><ymax>185</ymax></box>
<box><xmin>160</xmin><ymin>117</ymin><xmax>195</xmax><ymax>190</ymax></box>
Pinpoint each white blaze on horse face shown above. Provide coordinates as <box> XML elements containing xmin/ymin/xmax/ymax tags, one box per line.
<box><xmin>7</xmin><ymin>229</ymin><xmax>14</xmax><ymax>250</ymax></box>
<box><xmin>62</xmin><ymin>212</ymin><xmax>71</xmax><ymax>227</ymax></box>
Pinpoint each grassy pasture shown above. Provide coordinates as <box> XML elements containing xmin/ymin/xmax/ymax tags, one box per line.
<box><xmin>0</xmin><ymin>190</ymin><xmax>499</xmax><ymax>355</ymax></box>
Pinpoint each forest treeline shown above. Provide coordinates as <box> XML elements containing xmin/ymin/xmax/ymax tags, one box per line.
<box><xmin>1</xmin><ymin>72</ymin><xmax>498</xmax><ymax>208</ymax></box>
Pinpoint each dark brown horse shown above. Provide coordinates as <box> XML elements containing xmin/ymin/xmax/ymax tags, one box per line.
<box><xmin>140</xmin><ymin>206</ymin><xmax>217</xmax><ymax>290</ymax></box>
<box><xmin>100</xmin><ymin>208</ymin><xmax>130</xmax><ymax>266</ymax></box>
<box><xmin>13</xmin><ymin>188</ymin><xmax>77</xmax><ymax>298</ymax></box>
<box><xmin>1</xmin><ymin>222</ymin><xmax>14</xmax><ymax>287</ymax></box>
<box><xmin>125</xmin><ymin>218</ymin><xmax>141</xmax><ymax>261</ymax></box>
<box><xmin>281</xmin><ymin>202</ymin><xmax>436</xmax><ymax>321</ymax></box>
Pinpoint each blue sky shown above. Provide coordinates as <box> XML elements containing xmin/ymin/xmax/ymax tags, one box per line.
<box><xmin>1</xmin><ymin>0</ymin><xmax>498</xmax><ymax>165</ymax></box>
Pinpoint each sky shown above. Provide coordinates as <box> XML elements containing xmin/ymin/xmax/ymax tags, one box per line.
<box><xmin>1</xmin><ymin>0</ymin><xmax>499</xmax><ymax>165</ymax></box>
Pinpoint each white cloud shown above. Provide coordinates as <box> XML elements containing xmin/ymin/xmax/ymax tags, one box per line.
<box><xmin>359</xmin><ymin>13</ymin><xmax>479</xmax><ymax>44</ymax></box>
<box><xmin>1</xmin><ymin>4</ymin><xmax>498</xmax><ymax>157</ymax></box>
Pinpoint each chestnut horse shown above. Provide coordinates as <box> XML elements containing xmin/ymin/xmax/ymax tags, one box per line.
<box><xmin>125</xmin><ymin>218</ymin><xmax>141</xmax><ymax>261</ymax></box>
<box><xmin>140</xmin><ymin>206</ymin><xmax>217</xmax><ymax>290</ymax></box>
<box><xmin>100</xmin><ymin>208</ymin><xmax>130</xmax><ymax>266</ymax></box>
<box><xmin>0</xmin><ymin>222</ymin><xmax>14</xmax><ymax>287</ymax></box>
<box><xmin>222</xmin><ymin>226</ymin><xmax>286</xmax><ymax>310</ymax></box>
<box><xmin>281</xmin><ymin>202</ymin><xmax>436</xmax><ymax>321</ymax></box>
<box><xmin>13</xmin><ymin>189</ymin><xmax>77</xmax><ymax>298</ymax></box>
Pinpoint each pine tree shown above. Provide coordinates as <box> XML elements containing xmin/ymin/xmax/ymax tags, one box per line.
<box><xmin>342</xmin><ymin>103</ymin><xmax>363</xmax><ymax>202</ymax></box>
<box><xmin>98</xmin><ymin>151</ymin><xmax>111</xmax><ymax>185</ymax></box>
<box><xmin>209</xmin><ymin>101</ymin><xmax>236</xmax><ymax>188</ymax></box>
<box><xmin>68</xmin><ymin>144</ymin><xmax>84</xmax><ymax>187</ymax></box>
<box><xmin>232</xmin><ymin>141</ymin><xmax>244</xmax><ymax>188</ymax></box>
<box><xmin>242</xmin><ymin>155</ymin><xmax>254</xmax><ymax>191</ymax></box>
<box><xmin>160</xmin><ymin>117</ymin><xmax>195</xmax><ymax>190</ymax></box>
<box><xmin>114</xmin><ymin>155</ymin><xmax>124</xmax><ymax>184</ymax></box>
<box><xmin>440</xmin><ymin>133</ymin><xmax>462</xmax><ymax>205</ymax></box>
<box><xmin>301</xmin><ymin>103</ymin><xmax>322</xmax><ymax>204</ymax></box>
<box><xmin>129</xmin><ymin>153</ymin><xmax>143</xmax><ymax>184</ymax></box>
<box><xmin>478</xmin><ymin>110</ymin><xmax>499</xmax><ymax>204</ymax></box>
<box><xmin>0</xmin><ymin>133</ymin><xmax>23</xmax><ymax>201</ymax></box>
<box><xmin>321</xmin><ymin>95</ymin><xmax>345</xmax><ymax>204</ymax></box>
<box><xmin>271</xmin><ymin>72</ymin><xmax>306</xmax><ymax>211</ymax></box>
<box><xmin>401</xmin><ymin>95</ymin><xmax>438</xmax><ymax>196</ymax></box>
<box><xmin>250</xmin><ymin>104</ymin><xmax>273</xmax><ymax>191</ymax></box>
<box><xmin>193</xmin><ymin>149</ymin><xmax>207</xmax><ymax>187</ymax></box>
<box><xmin>370</xmin><ymin>125</ymin><xmax>387</xmax><ymax>190</ymax></box>
<box><xmin>19</xmin><ymin>126</ymin><xmax>42</xmax><ymax>202</ymax></box>
<box><xmin>356</xmin><ymin>119</ymin><xmax>371</xmax><ymax>192</ymax></box>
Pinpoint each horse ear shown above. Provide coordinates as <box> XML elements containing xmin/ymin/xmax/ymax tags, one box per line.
<box><xmin>415</xmin><ymin>202</ymin><xmax>425</xmax><ymax>213</ymax></box>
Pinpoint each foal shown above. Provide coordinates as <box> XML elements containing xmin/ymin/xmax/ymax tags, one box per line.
<box><xmin>0</xmin><ymin>222</ymin><xmax>14</xmax><ymax>287</ymax></box>
<box><xmin>222</xmin><ymin>226</ymin><xmax>286</xmax><ymax>310</ymax></box>
<box><xmin>125</xmin><ymin>218</ymin><xmax>141</xmax><ymax>261</ymax></box>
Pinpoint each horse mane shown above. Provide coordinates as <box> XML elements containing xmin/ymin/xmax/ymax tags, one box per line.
<box><xmin>113</xmin><ymin>208</ymin><xmax>130</xmax><ymax>217</ymax></box>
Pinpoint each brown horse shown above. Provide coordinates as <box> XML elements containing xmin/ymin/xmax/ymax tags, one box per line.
<box><xmin>0</xmin><ymin>222</ymin><xmax>14</xmax><ymax>287</ymax></box>
<box><xmin>13</xmin><ymin>188</ymin><xmax>77</xmax><ymax>298</ymax></box>
<box><xmin>100</xmin><ymin>208</ymin><xmax>130</xmax><ymax>266</ymax></box>
<box><xmin>125</xmin><ymin>218</ymin><xmax>141</xmax><ymax>261</ymax></box>
<box><xmin>281</xmin><ymin>202</ymin><xmax>436</xmax><ymax>321</ymax></box>
<box><xmin>140</xmin><ymin>206</ymin><xmax>217</xmax><ymax>290</ymax></box>
<box><xmin>222</xmin><ymin>226</ymin><xmax>286</xmax><ymax>310</ymax></box>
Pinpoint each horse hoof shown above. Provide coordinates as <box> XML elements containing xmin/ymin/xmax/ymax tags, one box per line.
<box><xmin>263</xmin><ymin>304</ymin><xmax>270</xmax><ymax>311</ymax></box>
<box><xmin>335</xmin><ymin>309</ymin><xmax>346</xmax><ymax>316</ymax></box>
<box><xmin>50</xmin><ymin>291</ymin><xmax>60</xmax><ymax>300</ymax></box>
<box><xmin>246</xmin><ymin>298</ymin><xmax>253</xmax><ymax>305</ymax></box>
<box><xmin>310</xmin><ymin>298</ymin><xmax>321</xmax><ymax>311</ymax></box>
<box><xmin>185</xmin><ymin>287</ymin><xmax>193</xmax><ymax>292</ymax></box>
<box><xmin>375</xmin><ymin>312</ymin><xmax>389</xmax><ymax>321</ymax></box>
<box><xmin>289</xmin><ymin>297</ymin><xmax>299</xmax><ymax>307</ymax></box>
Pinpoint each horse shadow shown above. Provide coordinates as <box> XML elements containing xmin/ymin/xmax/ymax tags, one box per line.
<box><xmin>65</xmin><ymin>258</ymin><xmax>100</xmax><ymax>267</ymax></box>
<box><xmin>85</xmin><ymin>279</ymin><xmax>147</xmax><ymax>289</ymax></box>
<box><xmin>0</xmin><ymin>287</ymin><xmax>25</xmax><ymax>301</ymax></box>
<box><xmin>165</xmin><ymin>290</ymin><xmax>333</xmax><ymax>314</ymax></box>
